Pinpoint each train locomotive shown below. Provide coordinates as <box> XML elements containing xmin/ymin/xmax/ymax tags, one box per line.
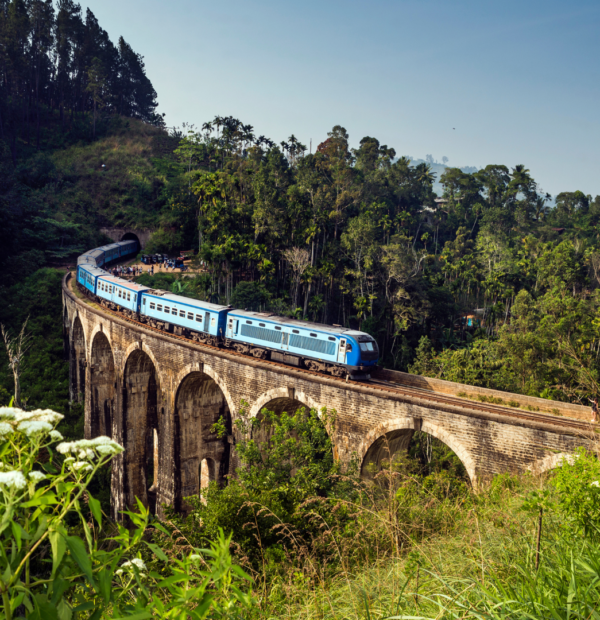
<box><xmin>76</xmin><ymin>241</ymin><xmax>379</xmax><ymax>379</ymax></box>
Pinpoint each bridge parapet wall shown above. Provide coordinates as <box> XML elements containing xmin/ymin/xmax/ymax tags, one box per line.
<box><xmin>374</xmin><ymin>368</ymin><xmax>590</xmax><ymax>421</ymax></box>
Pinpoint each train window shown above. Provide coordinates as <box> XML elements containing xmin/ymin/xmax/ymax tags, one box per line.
<box><xmin>310</xmin><ymin>333</ymin><xmax>317</xmax><ymax>337</ymax></box>
<box><xmin>164</xmin><ymin>306</ymin><xmax>170</xmax><ymax>313</ymax></box>
<box><xmin>246</xmin><ymin>320</ymin><xmax>252</xmax><ymax>324</ymax></box>
<box><xmin>346</xmin><ymin>343</ymin><xmax>353</xmax><ymax>351</ymax></box>
<box><xmin>118</xmin><ymin>290</ymin><xmax>121</xmax><ymax>298</ymax></box>
<box><xmin>143</xmin><ymin>298</ymin><xmax>146</xmax><ymax>305</ymax></box>
<box><xmin>157</xmin><ymin>305</ymin><xmax>163</xmax><ymax>312</ymax></box>
<box><xmin>259</xmin><ymin>323</ymin><xmax>265</xmax><ymax>327</ymax></box>
<box><xmin>275</xmin><ymin>326</ymin><xmax>281</xmax><ymax>330</ymax></box>
<box><xmin>171</xmin><ymin>308</ymin><xmax>177</xmax><ymax>314</ymax></box>
<box><xmin>133</xmin><ymin>295</ymin><xmax>136</xmax><ymax>303</ymax></box>
<box><xmin>150</xmin><ymin>303</ymin><xmax>155</xmax><ymax>310</ymax></box>
<box><xmin>359</xmin><ymin>342</ymin><xmax>374</xmax><ymax>352</ymax></box>
<box><xmin>328</xmin><ymin>337</ymin><xmax>335</xmax><ymax>341</ymax></box>
<box><xmin>127</xmin><ymin>293</ymin><xmax>131</xmax><ymax>301</ymax></box>
<box><xmin>180</xmin><ymin>310</ymin><xmax>185</xmax><ymax>317</ymax></box>
<box><xmin>293</xmin><ymin>329</ymin><xmax>299</xmax><ymax>334</ymax></box>
<box><xmin>196</xmin><ymin>315</ymin><xmax>202</xmax><ymax>322</ymax></box>
<box><xmin>188</xmin><ymin>313</ymin><xmax>194</xmax><ymax>320</ymax></box>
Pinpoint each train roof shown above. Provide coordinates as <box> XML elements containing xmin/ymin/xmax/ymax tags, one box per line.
<box><xmin>99</xmin><ymin>275</ymin><xmax>149</xmax><ymax>292</ymax></box>
<box><xmin>97</xmin><ymin>243</ymin><xmax>121</xmax><ymax>251</ymax></box>
<box><xmin>79</xmin><ymin>266</ymin><xmax>106</xmax><ymax>277</ymax></box>
<box><xmin>142</xmin><ymin>289</ymin><xmax>230</xmax><ymax>312</ymax></box>
<box><xmin>228</xmin><ymin>310</ymin><xmax>374</xmax><ymax>338</ymax></box>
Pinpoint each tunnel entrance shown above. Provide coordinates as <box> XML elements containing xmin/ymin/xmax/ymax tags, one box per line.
<box><xmin>89</xmin><ymin>332</ymin><xmax>115</xmax><ymax>438</ymax></box>
<box><xmin>122</xmin><ymin>350</ymin><xmax>159</xmax><ymax>514</ymax></box>
<box><xmin>121</xmin><ymin>232</ymin><xmax>141</xmax><ymax>250</ymax></box>
<box><xmin>175</xmin><ymin>372</ymin><xmax>232</xmax><ymax>512</ymax></box>
<box><xmin>70</xmin><ymin>317</ymin><xmax>86</xmax><ymax>403</ymax></box>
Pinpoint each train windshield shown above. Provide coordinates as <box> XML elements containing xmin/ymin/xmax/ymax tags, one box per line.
<box><xmin>359</xmin><ymin>341</ymin><xmax>375</xmax><ymax>352</ymax></box>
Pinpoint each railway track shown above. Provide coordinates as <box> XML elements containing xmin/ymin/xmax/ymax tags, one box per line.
<box><xmin>67</xmin><ymin>273</ymin><xmax>592</xmax><ymax>435</ymax></box>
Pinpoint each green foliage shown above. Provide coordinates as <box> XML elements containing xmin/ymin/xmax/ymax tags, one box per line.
<box><xmin>230</xmin><ymin>281</ymin><xmax>271</xmax><ymax>311</ymax></box>
<box><xmin>551</xmin><ymin>449</ymin><xmax>600</xmax><ymax>536</ymax></box>
<box><xmin>0</xmin><ymin>406</ymin><xmax>254</xmax><ymax>619</ymax></box>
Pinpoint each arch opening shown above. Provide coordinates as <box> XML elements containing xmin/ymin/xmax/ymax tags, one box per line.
<box><xmin>70</xmin><ymin>317</ymin><xmax>86</xmax><ymax>403</ymax></box>
<box><xmin>123</xmin><ymin>349</ymin><xmax>159</xmax><ymax>515</ymax></box>
<box><xmin>175</xmin><ymin>371</ymin><xmax>232</xmax><ymax>512</ymax></box>
<box><xmin>89</xmin><ymin>332</ymin><xmax>115</xmax><ymax>439</ymax></box>
<box><xmin>252</xmin><ymin>397</ymin><xmax>312</xmax><ymax>446</ymax></box>
<box><xmin>121</xmin><ymin>232</ymin><xmax>141</xmax><ymax>249</ymax></box>
<box><xmin>361</xmin><ymin>429</ymin><xmax>471</xmax><ymax>486</ymax></box>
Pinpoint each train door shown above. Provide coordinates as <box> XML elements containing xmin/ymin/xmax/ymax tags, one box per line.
<box><xmin>226</xmin><ymin>317</ymin><xmax>238</xmax><ymax>338</ymax></box>
<box><xmin>204</xmin><ymin>312</ymin><xmax>210</xmax><ymax>333</ymax></box>
<box><xmin>337</xmin><ymin>338</ymin><xmax>347</xmax><ymax>363</ymax></box>
<box><xmin>282</xmin><ymin>332</ymin><xmax>289</xmax><ymax>351</ymax></box>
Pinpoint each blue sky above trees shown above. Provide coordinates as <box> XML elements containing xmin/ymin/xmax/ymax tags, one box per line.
<box><xmin>80</xmin><ymin>0</ymin><xmax>600</xmax><ymax>196</ymax></box>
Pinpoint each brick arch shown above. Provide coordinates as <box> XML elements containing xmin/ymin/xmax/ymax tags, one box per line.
<box><xmin>358</xmin><ymin>418</ymin><xmax>478</xmax><ymax>486</ymax></box>
<box><xmin>173</xmin><ymin>370</ymin><xmax>233</xmax><ymax>511</ymax></box>
<box><xmin>120</xmin><ymin>341</ymin><xmax>164</xmax><ymax>391</ymax></box>
<box><xmin>172</xmin><ymin>364</ymin><xmax>236</xmax><ymax>418</ymax></box>
<box><xmin>249</xmin><ymin>387</ymin><xmax>322</xmax><ymax>419</ymax></box>
<box><xmin>88</xmin><ymin>330</ymin><xmax>116</xmax><ymax>439</ymax></box>
<box><xmin>421</xmin><ymin>421</ymin><xmax>478</xmax><ymax>485</ymax></box>
<box><xmin>528</xmin><ymin>452</ymin><xmax>575</xmax><ymax>475</ymax></box>
<box><xmin>88</xmin><ymin>323</ymin><xmax>112</xmax><ymax>359</ymax></box>
<box><xmin>70</xmin><ymin>314</ymin><xmax>87</xmax><ymax>403</ymax></box>
<box><xmin>121</xmin><ymin>348</ymin><xmax>160</xmax><ymax>514</ymax></box>
<box><xmin>71</xmin><ymin>313</ymin><xmax>87</xmax><ymax>358</ymax></box>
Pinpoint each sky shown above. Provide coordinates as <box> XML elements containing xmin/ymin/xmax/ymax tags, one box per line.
<box><xmin>80</xmin><ymin>0</ymin><xmax>600</xmax><ymax>196</ymax></box>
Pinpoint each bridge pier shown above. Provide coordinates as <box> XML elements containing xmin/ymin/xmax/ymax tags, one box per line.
<box><xmin>62</xmin><ymin>272</ymin><xmax>594</xmax><ymax>521</ymax></box>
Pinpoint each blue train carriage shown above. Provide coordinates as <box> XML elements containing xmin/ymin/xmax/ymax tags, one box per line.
<box><xmin>117</xmin><ymin>239</ymin><xmax>139</xmax><ymax>259</ymax></box>
<box><xmin>78</xmin><ymin>248</ymin><xmax>105</xmax><ymax>268</ymax></box>
<box><xmin>77</xmin><ymin>264</ymin><xmax>106</xmax><ymax>296</ymax></box>
<box><xmin>139</xmin><ymin>290</ymin><xmax>229</xmax><ymax>344</ymax></box>
<box><xmin>97</xmin><ymin>276</ymin><xmax>148</xmax><ymax>318</ymax></box>
<box><xmin>224</xmin><ymin>311</ymin><xmax>379</xmax><ymax>377</ymax></box>
<box><xmin>96</xmin><ymin>243</ymin><xmax>122</xmax><ymax>264</ymax></box>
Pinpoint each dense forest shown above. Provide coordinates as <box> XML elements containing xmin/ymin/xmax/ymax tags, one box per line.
<box><xmin>132</xmin><ymin>118</ymin><xmax>600</xmax><ymax>406</ymax></box>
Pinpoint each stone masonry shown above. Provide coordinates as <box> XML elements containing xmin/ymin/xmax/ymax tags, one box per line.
<box><xmin>62</xmin><ymin>273</ymin><xmax>595</xmax><ymax>519</ymax></box>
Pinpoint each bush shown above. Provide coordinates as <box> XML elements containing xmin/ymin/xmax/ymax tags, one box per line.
<box><xmin>0</xmin><ymin>405</ymin><xmax>254</xmax><ymax>619</ymax></box>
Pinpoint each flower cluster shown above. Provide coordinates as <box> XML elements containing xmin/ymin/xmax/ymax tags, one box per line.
<box><xmin>0</xmin><ymin>408</ymin><xmax>64</xmax><ymax>439</ymax></box>
<box><xmin>0</xmin><ymin>470</ymin><xmax>27</xmax><ymax>490</ymax></box>
<box><xmin>116</xmin><ymin>558</ymin><xmax>147</xmax><ymax>576</ymax></box>
<box><xmin>56</xmin><ymin>436</ymin><xmax>124</xmax><ymax>461</ymax></box>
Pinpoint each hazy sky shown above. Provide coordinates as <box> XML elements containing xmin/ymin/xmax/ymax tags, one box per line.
<box><xmin>81</xmin><ymin>0</ymin><xmax>600</xmax><ymax>196</ymax></box>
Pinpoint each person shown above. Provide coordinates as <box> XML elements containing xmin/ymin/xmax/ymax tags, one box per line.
<box><xmin>590</xmin><ymin>397</ymin><xmax>598</xmax><ymax>423</ymax></box>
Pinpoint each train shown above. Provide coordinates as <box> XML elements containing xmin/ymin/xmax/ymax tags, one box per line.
<box><xmin>76</xmin><ymin>240</ymin><xmax>380</xmax><ymax>379</ymax></box>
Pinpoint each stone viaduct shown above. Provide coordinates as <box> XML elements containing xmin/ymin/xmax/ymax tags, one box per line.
<box><xmin>62</xmin><ymin>273</ymin><xmax>595</xmax><ymax>520</ymax></box>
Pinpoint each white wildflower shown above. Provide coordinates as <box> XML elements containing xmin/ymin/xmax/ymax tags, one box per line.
<box><xmin>28</xmin><ymin>471</ymin><xmax>47</xmax><ymax>483</ymax></box>
<box><xmin>96</xmin><ymin>443</ymin><xmax>123</xmax><ymax>456</ymax></box>
<box><xmin>13</xmin><ymin>409</ymin><xmax>63</xmax><ymax>424</ymax></box>
<box><xmin>115</xmin><ymin>569</ymin><xmax>123</xmax><ymax>576</ymax></box>
<box><xmin>57</xmin><ymin>437</ymin><xmax>123</xmax><ymax>456</ymax></box>
<box><xmin>189</xmin><ymin>554</ymin><xmax>201</xmax><ymax>561</ymax></box>
<box><xmin>17</xmin><ymin>421</ymin><xmax>53</xmax><ymax>436</ymax></box>
<box><xmin>0</xmin><ymin>422</ymin><xmax>13</xmax><ymax>437</ymax></box>
<box><xmin>49</xmin><ymin>430</ymin><xmax>63</xmax><ymax>441</ymax></box>
<box><xmin>0</xmin><ymin>408</ymin><xmax>16</xmax><ymax>420</ymax></box>
<box><xmin>71</xmin><ymin>461</ymin><xmax>93</xmax><ymax>473</ymax></box>
<box><xmin>121</xmin><ymin>558</ymin><xmax>146</xmax><ymax>572</ymax></box>
<box><xmin>591</xmin><ymin>481</ymin><xmax>600</xmax><ymax>488</ymax></box>
<box><xmin>77</xmin><ymin>449</ymin><xmax>96</xmax><ymax>460</ymax></box>
<box><xmin>0</xmin><ymin>470</ymin><xmax>27</xmax><ymax>490</ymax></box>
<box><xmin>64</xmin><ymin>457</ymin><xmax>75</xmax><ymax>464</ymax></box>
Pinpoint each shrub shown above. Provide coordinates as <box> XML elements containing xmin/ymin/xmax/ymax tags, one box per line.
<box><xmin>0</xmin><ymin>405</ymin><xmax>254</xmax><ymax>619</ymax></box>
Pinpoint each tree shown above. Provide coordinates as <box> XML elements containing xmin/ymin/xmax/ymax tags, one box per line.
<box><xmin>1</xmin><ymin>318</ymin><xmax>32</xmax><ymax>408</ymax></box>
